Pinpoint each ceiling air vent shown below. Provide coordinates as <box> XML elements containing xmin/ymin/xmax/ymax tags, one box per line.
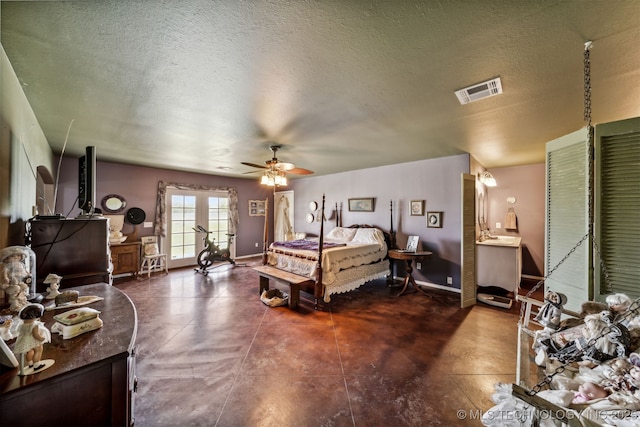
<box><xmin>455</xmin><ymin>77</ymin><xmax>503</xmax><ymax>105</ymax></box>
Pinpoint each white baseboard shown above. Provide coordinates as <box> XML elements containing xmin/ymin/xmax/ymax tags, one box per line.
<box><xmin>236</xmin><ymin>253</ymin><xmax>262</xmax><ymax>260</ymax></box>
<box><xmin>393</xmin><ymin>276</ymin><xmax>461</xmax><ymax>294</ymax></box>
<box><xmin>522</xmin><ymin>274</ymin><xmax>544</xmax><ymax>281</ymax></box>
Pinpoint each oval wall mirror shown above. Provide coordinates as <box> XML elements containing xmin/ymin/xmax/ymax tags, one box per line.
<box><xmin>101</xmin><ymin>194</ymin><xmax>127</xmax><ymax>213</ymax></box>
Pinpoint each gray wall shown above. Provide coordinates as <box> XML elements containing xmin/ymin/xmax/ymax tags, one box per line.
<box><xmin>290</xmin><ymin>154</ymin><xmax>471</xmax><ymax>290</ymax></box>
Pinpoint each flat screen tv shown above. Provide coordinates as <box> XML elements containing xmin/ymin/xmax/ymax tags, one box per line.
<box><xmin>78</xmin><ymin>146</ymin><xmax>96</xmax><ymax>215</ymax></box>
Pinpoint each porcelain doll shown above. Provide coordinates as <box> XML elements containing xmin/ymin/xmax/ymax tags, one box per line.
<box><xmin>1</xmin><ymin>252</ymin><xmax>30</xmax><ymax>287</ymax></box>
<box><xmin>13</xmin><ymin>303</ymin><xmax>51</xmax><ymax>371</ymax></box>
<box><xmin>534</xmin><ymin>290</ymin><xmax>567</xmax><ymax>330</ymax></box>
<box><xmin>606</xmin><ymin>293</ymin><xmax>633</xmax><ymax>325</ymax></box>
<box><xmin>572</xmin><ymin>381</ymin><xmax>609</xmax><ymax>404</ymax></box>
<box><xmin>44</xmin><ymin>273</ymin><xmax>62</xmax><ymax>300</ymax></box>
<box><xmin>548</xmin><ymin>311</ymin><xmax>631</xmax><ymax>366</ymax></box>
<box><xmin>533</xmin><ymin>290</ymin><xmax>568</xmax><ymax>365</ymax></box>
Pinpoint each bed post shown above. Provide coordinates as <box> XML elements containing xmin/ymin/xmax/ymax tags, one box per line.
<box><xmin>261</xmin><ymin>197</ymin><xmax>269</xmax><ymax>265</ymax></box>
<box><xmin>314</xmin><ymin>194</ymin><xmax>326</xmax><ymax>309</ymax></box>
<box><xmin>389</xmin><ymin>200</ymin><xmax>396</xmax><ymax>249</ymax></box>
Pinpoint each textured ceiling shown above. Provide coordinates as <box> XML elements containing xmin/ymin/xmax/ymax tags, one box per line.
<box><xmin>2</xmin><ymin>1</ymin><xmax>639</xmax><ymax>179</ymax></box>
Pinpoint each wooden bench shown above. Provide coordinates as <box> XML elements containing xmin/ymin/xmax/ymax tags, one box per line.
<box><xmin>253</xmin><ymin>265</ymin><xmax>314</xmax><ymax>309</ymax></box>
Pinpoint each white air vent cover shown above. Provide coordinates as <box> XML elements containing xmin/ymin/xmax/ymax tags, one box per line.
<box><xmin>455</xmin><ymin>77</ymin><xmax>503</xmax><ymax>105</ymax></box>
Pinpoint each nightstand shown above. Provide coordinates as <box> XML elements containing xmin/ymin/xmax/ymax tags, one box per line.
<box><xmin>110</xmin><ymin>241</ymin><xmax>141</xmax><ymax>277</ymax></box>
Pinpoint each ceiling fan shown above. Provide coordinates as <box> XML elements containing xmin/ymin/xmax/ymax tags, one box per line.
<box><xmin>242</xmin><ymin>145</ymin><xmax>313</xmax><ymax>186</ymax></box>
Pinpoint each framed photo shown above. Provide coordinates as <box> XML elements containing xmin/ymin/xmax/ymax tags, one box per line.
<box><xmin>406</xmin><ymin>235</ymin><xmax>419</xmax><ymax>252</ymax></box>
<box><xmin>249</xmin><ymin>199</ymin><xmax>266</xmax><ymax>217</ymax></box>
<box><xmin>410</xmin><ymin>200</ymin><xmax>425</xmax><ymax>216</ymax></box>
<box><xmin>427</xmin><ymin>211</ymin><xmax>442</xmax><ymax>228</ymax></box>
<box><xmin>348</xmin><ymin>198</ymin><xmax>374</xmax><ymax>212</ymax></box>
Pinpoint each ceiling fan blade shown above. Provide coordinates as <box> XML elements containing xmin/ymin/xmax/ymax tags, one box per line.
<box><xmin>241</xmin><ymin>162</ymin><xmax>267</xmax><ymax>169</ymax></box>
<box><xmin>288</xmin><ymin>167</ymin><xmax>314</xmax><ymax>175</ymax></box>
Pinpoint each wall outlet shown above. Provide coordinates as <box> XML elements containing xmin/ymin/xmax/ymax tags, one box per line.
<box><xmin>143</xmin><ymin>221</ymin><xmax>153</xmax><ymax>228</ymax></box>
<box><xmin>446</xmin><ymin>276</ymin><xmax>453</xmax><ymax>285</ymax></box>
<box><xmin>495</xmin><ymin>222</ymin><xmax>502</xmax><ymax>229</ymax></box>
<box><xmin>255</xmin><ymin>242</ymin><xmax>259</xmax><ymax>248</ymax></box>
<box><xmin>416</xmin><ymin>262</ymin><xmax>422</xmax><ymax>270</ymax></box>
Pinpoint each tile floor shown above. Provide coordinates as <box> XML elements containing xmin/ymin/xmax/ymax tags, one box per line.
<box><xmin>115</xmin><ymin>258</ymin><xmax>528</xmax><ymax>426</ymax></box>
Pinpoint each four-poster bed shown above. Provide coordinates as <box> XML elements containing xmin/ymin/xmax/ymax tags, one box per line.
<box><xmin>254</xmin><ymin>195</ymin><xmax>395</xmax><ymax>309</ymax></box>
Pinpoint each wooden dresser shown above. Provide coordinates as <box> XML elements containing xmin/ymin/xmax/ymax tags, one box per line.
<box><xmin>110</xmin><ymin>241</ymin><xmax>141</xmax><ymax>277</ymax></box>
<box><xmin>0</xmin><ymin>283</ymin><xmax>138</xmax><ymax>426</ymax></box>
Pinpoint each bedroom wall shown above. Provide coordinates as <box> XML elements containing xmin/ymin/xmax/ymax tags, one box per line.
<box><xmin>1</xmin><ymin>45</ymin><xmax>55</xmax><ymax>248</ymax></box>
<box><xmin>485</xmin><ymin>163</ymin><xmax>545</xmax><ymax>277</ymax></box>
<box><xmin>54</xmin><ymin>159</ymin><xmax>273</xmax><ymax>257</ymax></box>
<box><xmin>290</xmin><ymin>154</ymin><xmax>471</xmax><ymax>291</ymax></box>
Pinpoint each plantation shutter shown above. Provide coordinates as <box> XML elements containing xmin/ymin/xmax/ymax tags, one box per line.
<box><xmin>545</xmin><ymin>128</ymin><xmax>591</xmax><ymax>313</ymax></box>
<box><xmin>595</xmin><ymin>118</ymin><xmax>640</xmax><ymax>298</ymax></box>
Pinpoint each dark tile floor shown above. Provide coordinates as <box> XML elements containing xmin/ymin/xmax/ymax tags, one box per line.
<box><xmin>115</xmin><ymin>258</ymin><xmax>528</xmax><ymax>427</ymax></box>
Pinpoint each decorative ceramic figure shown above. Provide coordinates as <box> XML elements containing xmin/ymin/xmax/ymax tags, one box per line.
<box><xmin>0</xmin><ymin>316</ymin><xmax>15</xmax><ymax>341</ymax></box>
<box><xmin>0</xmin><ymin>246</ymin><xmax>36</xmax><ymax>312</ymax></box>
<box><xmin>13</xmin><ymin>303</ymin><xmax>54</xmax><ymax>375</ymax></box>
<box><xmin>534</xmin><ymin>290</ymin><xmax>567</xmax><ymax>331</ymax></box>
<box><xmin>44</xmin><ymin>273</ymin><xmax>63</xmax><ymax>300</ymax></box>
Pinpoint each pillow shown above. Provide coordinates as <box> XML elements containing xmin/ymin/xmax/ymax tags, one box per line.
<box><xmin>144</xmin><ymin>243</ymin><xmax>159</xmax><ymax>256</ymax></box>
<box><xmin>326</xmin><ymin>227</ymin><xmax>357</xmax><ymax>241</ymax></box>
<box><xmin>352</xmin><ymin>228</ymin><xmax>386</xmax><ymax>246</ymax></box>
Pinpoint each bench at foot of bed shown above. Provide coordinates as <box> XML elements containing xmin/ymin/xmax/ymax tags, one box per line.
<box><xmin>253</xmin><ymin>265</ymin><xmax>316</xmax><ymax>310</ymax></box>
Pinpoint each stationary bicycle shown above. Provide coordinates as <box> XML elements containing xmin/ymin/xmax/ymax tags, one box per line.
<box><xmin>193</xmin><ymin>225</ymin><xmax>236</xmax><ymax>275</ymax></box>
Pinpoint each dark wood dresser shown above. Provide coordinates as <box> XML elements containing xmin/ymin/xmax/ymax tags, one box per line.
<box><xmin>28</xmin><ymin>218</ymin><xmax>112</xmax><ymax>291</ymax></box>
<box><xmin>0</xmin><ymin>283</ymin><xmax>137</xmax><ymax>426</ymax></box>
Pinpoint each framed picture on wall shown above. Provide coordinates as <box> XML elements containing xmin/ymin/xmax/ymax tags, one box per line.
<box><xmin>249</xmin><ymin>200</ymin><xmax>266</xmax><ymax>216</ymax></box>
<box><xmin>410</xmin><ymin>200</ymin><xmax>425</xmax><ymax>216</ymax></box>
<box><xmin>348</xmin><ymin>198</ymin><xmax>374</xmax><ymax>212</ymax></box>
<box><xmin>427</xmin><ymin>211</ymin><xmax>442</xmax><ymax>228</ymax></box>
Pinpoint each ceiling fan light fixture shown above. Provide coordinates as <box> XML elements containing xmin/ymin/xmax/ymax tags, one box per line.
<box><xmin>260</xmin><ymin>169</ymin><xmax>287</xmax><ymax>187</ymax></box>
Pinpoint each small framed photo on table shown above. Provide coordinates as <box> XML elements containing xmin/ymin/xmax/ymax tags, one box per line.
<box><xmin>427</xmin><ymin>211</ymin><xmax>442</xmax><ymax>228</ymax></box>
<box><xmin>410</xmin><ymin>200</ymin><xmax>425</xmax><ymax>216</ymax></box>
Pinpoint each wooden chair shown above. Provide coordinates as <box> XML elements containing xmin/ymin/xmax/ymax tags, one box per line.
<box><xmin>139</xmin><ymin>236</ymin><xmax>168</xmax><ymax>278</ymax></box>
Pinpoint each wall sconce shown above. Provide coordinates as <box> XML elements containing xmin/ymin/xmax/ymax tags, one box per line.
<box><xmin>479</xmin><ymin>171</ymin><xmax>497</xmax><ymax>187</ymax></box>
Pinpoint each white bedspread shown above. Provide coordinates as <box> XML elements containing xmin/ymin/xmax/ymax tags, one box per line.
<box><xmin>267</xmin><ymin>227</ymin><xmax>390</xmax><ymax>302</ymax></box>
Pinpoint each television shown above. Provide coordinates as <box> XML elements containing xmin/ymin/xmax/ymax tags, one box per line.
<box><xmin>78</xmin><ymin>145</ymin><xmax>96</xmax><ymax>215</ymax></box>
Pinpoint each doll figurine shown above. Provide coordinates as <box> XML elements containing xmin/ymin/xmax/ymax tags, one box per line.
<box><xmin>1</xmin><ymin>248</ymin><xmax>32</xmax><ymax>312</ymax></box>
<box><xmin>572</xmin><ymin>381</ymin><xmax>609</xmax><ymax>404</ymax></box>
<box><xmin>606</xmin><ymin>293</ymin><xmax>633</xmax><ymax>325</ymax></box>
<box><xmin>13</xmin><ymin>303</ymin><xmax>51</xmax><ymax>373</ymax></box>
<box><xmin>535</xmin><ymin>290</ymin><xmax>567</xmax><ymax>330</ymax></box>
<box><xmin>44</xmin><ymin>273</ymin><xmax>62</xmax><ymax>300</ymax></box>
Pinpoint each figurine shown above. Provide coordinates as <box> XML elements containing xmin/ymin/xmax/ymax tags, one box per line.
<box><xmin>533</xmin><ymin>290</ymin><xmax>568</xmax><ymax>365</ymax></box>
<box><xmin>535</xmin><ymin>290</ymin><xmax>567</xmax><ymax>330</ymax></box>
<box><xmin>572</xmin><ymin>381</ymin><xmax>609</xmax><ymax>404</ymax></box>
<box><xmin>0</xmin><ymin>247</ymin><xmax>33</xmax><ymax>312</ymax></box>
<box><xmin>547</xmin><ymin>311</ymin><xmax>631</xmax><ymax>366</ymax></box>
<box><xmin>13</xmin><ymin>303</ymin><xmax>52</xmax><ymax>374</ymax></box>
<box><xmin>606</xmin><ymin>293</ymin><xmax>633</xmax><ymax>325</ymax></box>
<box><xmin>0</xmin><ymin>315</ymin><xmax>15</xmax><ymax>340</ymax></box>
<box><xmin>44</xmin><ymin>273</ymin><xmax>62</xmax><ymax>300</ymax></box>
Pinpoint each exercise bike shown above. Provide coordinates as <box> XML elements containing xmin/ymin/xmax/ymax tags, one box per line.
<box><xmin>193</xmin><ymin>225</ymin><xmax>236</xmax><ymax>275</ymax></box>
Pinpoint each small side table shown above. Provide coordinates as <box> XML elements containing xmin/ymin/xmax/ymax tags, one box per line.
<box><xmin>388</xmin><ymin>249</ymin><xmax>433</xmax><ymax>297</ymax></box>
